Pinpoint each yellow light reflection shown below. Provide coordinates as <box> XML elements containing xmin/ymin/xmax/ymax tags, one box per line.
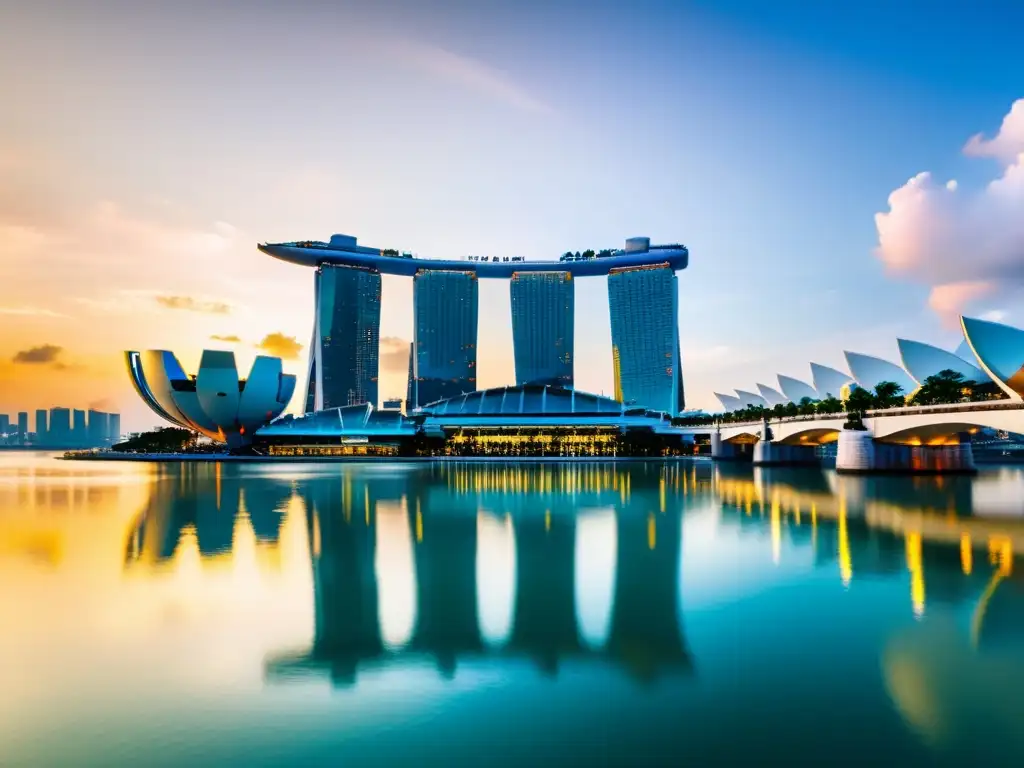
<box><xmin>905</xmin><ymin>532</ymin><xmax>925</xmax><ymax>618</ymax></box>
<box><xmin>960</xmin><ymin>534</ymin><xmax>973</xmax><ymax>576</ymax></box>
<box><xmin>838</xmin><ymin>500</ymin><xmax>852</xmax><ymax>587</ymax></box>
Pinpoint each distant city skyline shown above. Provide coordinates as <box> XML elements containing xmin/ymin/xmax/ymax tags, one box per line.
<box><xmin>0</xmin><ymin>405</ymin><xmax>122</xmax><ymax>448</ymax></box>
<box><xmin>1</xmin><ymin>1</ymin><xmax>1022</xmax><ymax>430</ymax></box>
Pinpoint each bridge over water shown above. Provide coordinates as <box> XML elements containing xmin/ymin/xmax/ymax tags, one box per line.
<box><xmin>679</xmin><ymin>401</ymin><xmax>1024</xmax><ymax>472</ymax></box>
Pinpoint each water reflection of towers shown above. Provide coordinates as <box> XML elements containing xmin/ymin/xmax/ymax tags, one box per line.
<box><xmin>712</xmin><ymin>464</ymin><xmax>1021</xmax><ymax>621</ymax></box>
<box><xmin>124</xmin><ymin>465</ymin><xmax>294</xmax><ymax>567</ymax></box>
<box><xmin>281</xmin><ymin>463</ymin><xmax>696</xmax><ymax>685</ymax></box>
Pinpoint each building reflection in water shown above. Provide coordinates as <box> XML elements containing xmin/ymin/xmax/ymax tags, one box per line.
<box><xmin>120</xmin><ymin>458</ymin><xmax>1024</xmax><ymax>698</ymax></box>
<box><xmin>712</xmin><ymin>463</ymin><xmax>1024</xmax><ymax>620</ymax></box>
<box><xmin>710</xmin><ymin>461</ymin><xmax>1024</xmax><ymax>748</ymax></box>
<box><xmin>123</xmin><ymin>462</ymin><xmax>697</xmax><ymax>687</ymax></box>
<box><xmin>124</xmin><ymin>464</ymin><xmax>295</xmax><ymax>572</ymax></box>
<box><xmin>262</xmin><ymin>463</ymin><xmax>694</xmax><ymax>687</ymax></box>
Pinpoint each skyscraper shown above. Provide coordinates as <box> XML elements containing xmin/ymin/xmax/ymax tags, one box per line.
<box><xmin>73</xmin><ymin>409</ymin><xmax>87</xmax><ymax>446</ymax></box>
<box><xmin>608</xmin><ymin>265</ymin><xmax>684</xmax><ymax>414</ymax></box>
<box><xmin>49</xmin><ymin>408</ymin><xmax>71</xmax><ymax>445</ymax></box>
<box><xmin>35</xmin><ymin>410</ymin><xmax>47</xmax><ymax>444</ymax></box>
<box><xmin>260</xmin><ymin>234</ymin><xmax>689</xmax><ymax>414</ymax></box>
<box><xmin>17</xmin><ymin>412</ymin><xmax>28</xmax><ymax>444</ymax></box>
<box><xmin>108</xmin><ymin>413</ymin><xmax>121</xmax><ymax>445</ymax></box>
<box><xmin>307</xmin><ymin>264</ymin><xmax>382</xmax><ymax>411</ymax></box>
<box><xmin>88</xmin><ymin>410</ymin><xmax>109</xmax><ymax>446</ymax></box>
<box><xmin>405</xmin><ymin>342</ymin><xmax>415</xmax><ymax>413</ymax></box>
<box><xmin>0</xmin><ymin>414</ymin><xmax>9</xmax><ymax>435</ymax></box>
<box><xmin>510</xmin><ymin>271</ymin><xmax>574</xmax><ymax>387</ymax></box>
<box><xmin>412</xmin><ymin>270</ymin><xmax>478</xmax><ymax>408</ymax></box>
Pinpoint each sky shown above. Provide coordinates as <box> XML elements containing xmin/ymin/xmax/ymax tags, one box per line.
<box><xmin>1</xmin><ymin>0</ymin><xmax>1023</xmax><ymax>431</ymax></box>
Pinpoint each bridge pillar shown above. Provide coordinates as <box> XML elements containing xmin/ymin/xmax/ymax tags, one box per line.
<box><xmin>837</xmin><ymin>428</ymin><xmax>977</xmax><ymax>474</ymax></box>
<box><xmin>711</xmin><ymin>432</ymin><xmax>750</xmax><ymax>462</ymax></box>
<box><xmin>836</xmin><ymin>429</ymin><xmax>875</xmax><ymax>472</ymax></box>
<box><xmin>753</xmin><ymin>441</ymin><xmax>819</xmax><ymax>467</ymax></box>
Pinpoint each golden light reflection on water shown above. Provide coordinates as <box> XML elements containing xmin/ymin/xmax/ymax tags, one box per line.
<box><xmin>713</xmin><ymin>463</ymin><xmax>1024</xmax><ymax>753</ymax></box>
<box><xmin>6</xmin><ymin>454</ymin><xmax>1024</xmax><ymax>764</ymax></box>
<box><xmin>713</xmin><ymin>466</ymin><xmax>1024</xmax><ymax>619</ymax></box>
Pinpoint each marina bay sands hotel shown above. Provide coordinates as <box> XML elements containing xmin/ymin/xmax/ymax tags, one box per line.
<box><xmin>259</xmin><ymin>234</ymin><xmax>689</xmax><ymax>415</ymax></box>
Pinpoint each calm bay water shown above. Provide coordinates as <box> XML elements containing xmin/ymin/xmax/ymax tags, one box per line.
<box><xmin>3</xmin><ymin>451</ymin><xmax>1024</xmax><ymax>766</ymax></box>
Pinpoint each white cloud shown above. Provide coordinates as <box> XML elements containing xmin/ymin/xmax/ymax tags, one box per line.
<box><xmin>0</xmin><ymin>306</ymin><xmax>66</xmax><ymax>318</ymax></box>
<box><xmin>75</xmin><ymin>290</ymin><xmax>237</xmax><ymax>316</ymax></box>
<box><xmin>389</xmin><ymin>40</ymin><xmax>552</xmax><ymax>115</ymax></box>
<box><xmin>874</xmin><ymin>99</ymin><xmax>1024</xmax><ymax>327</ymax></box>
<box><xmin>964</xmin><ymin>98</ymin><xmax>1024</xmax><ymax>165</ymax></box>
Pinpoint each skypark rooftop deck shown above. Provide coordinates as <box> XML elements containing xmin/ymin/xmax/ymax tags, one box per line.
<box><xmin>258</xmin><ymin>234</ymin><xmax>688</xmax><ymax>277</ymax></box>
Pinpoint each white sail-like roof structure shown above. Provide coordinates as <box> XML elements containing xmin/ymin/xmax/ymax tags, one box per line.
<box><xmin>777</xmin><ymin>375</ymin><xmax>818</xmax><ymax>403</ymax></box>
<box><xmin>961</xmin><ymin>316</ymin><xmax>1024</xmax><ymax>400</ymax></box>
<box><xmin>897</xmin><ymin>338</ymin><xmax>986</xmax><ymax>386</ymax></box>
<box><xmin>735</xmin><ymin>390</ymin><xmax>768</xmax><ymax>408</ymax></box>
<box><xmin>810</xmin><ymin>363</ymin><xmax>852</xmax><ymax>400</ymax></box>
<box><xmin>843</xmin><ymin>351</ymin><xmax>917</xmax><ymax>394</ymax></box>
<box><xmin>715</xmin><ymin>392</ymin><xmax>743</xmax><ymax>412</ymax></box>
<box><xmin>954</xmin><ymin>338</ymin><xmax>976</xmax><ymax>362</ymax></box>
<box><xmin>756</xmin><ymin>383</ymin><xmax>787</xmax><ymax>405</ymax></box>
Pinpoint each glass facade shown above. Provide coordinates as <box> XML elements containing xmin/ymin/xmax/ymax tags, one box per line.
<box><xmin>312</xmin><ymin>264</ymin><xmax>382</xmax><ymax>410</ymax></box>
<box><xmin>510</xmin><ymin>271</ymin><xmax>574</xmax><ymax>387</ymax></box>
<box><xmin>405</xmin><ymin>342</ymin><xmax>415</xmax><ymax>412</ymax></box>
<box><xmin>88</xmin><ymin>410</ymin><xmax>109</xmax><ymax>446</ymax></box>
<box><xmin>49</xmin><ymin>408</ymin><xmax>70</xmax><ymax>444</ymax></box>
<box><xmin>412</xmin><ymin>270</ymin><xmax>478</xmax><ymax>408</ymax></box>
<box><xmin>607</xmin><ymin>265</ymin><xmax>684</xmax><ymax>414</ymax></box>
<box><xmin>73</xmin><ymin>409</ymin><xmax>87</xmax><ymax>444</ymax></box>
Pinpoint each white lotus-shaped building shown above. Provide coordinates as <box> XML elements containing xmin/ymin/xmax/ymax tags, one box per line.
<box><xmin>126</xmin><ymin>349</ymin><xmax>296</xmax><ymax>448</ymax></box>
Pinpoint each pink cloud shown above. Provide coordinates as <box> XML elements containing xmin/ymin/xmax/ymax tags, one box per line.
<box><xmin>874</xmin><ymin>99</ymin><xmax>1024</xmax><ymax>323</ymax></box>
<box><xmin>927</xmin><ymin>282</ymin><xmax>996</xmax><ymax>328</ymax></box>
<box><xmin>964</xmin><ymin>98</ymin><xmax>1024</xmax><ymax>165</ymax></box>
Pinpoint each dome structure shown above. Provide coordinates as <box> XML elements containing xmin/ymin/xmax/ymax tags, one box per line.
<box><xmin>843</xmin><ymin>351</ymin><xmax>916</xmax><ymax>395</ymax></box>
<box><xmin>423</xmin><ymin>384</ymin><xmax>636</xmax><ymax>417</ymax></box>
<box><xmin>735</xmin><ymin>389</ymin><xmax>768</xmax><ymax>408</ymax></box>
<box><xmin>259</xmin><ymin>402</ymin><xmax>411</xmax><ymax>436</ymax></box>
<box><xmin>777</xmin><ymin>375</ymin><xmax>818</xmax><ymax>403</ymax></box>
<box><xmin>961</xmin><ymin>316</ymin><xmax>1024</xmax><ymax>400</ymax></box>
<box><xmin>810</xmin><ymin>363</ymin><xmax>852</xmax><ymax>400</ymax></box>
<box><xmin>756</xmin><ymin>383</ymin><xmax>787</xmax><ymax>406</ymax></box>
<box><xmin>715</xmin><ymin>392</ymin><xmax>743</xmax><ymax>412</ymax></box>
<box><xmin>896</xmin><ymin>338</ymin><xmax>987</xmax><ymax>387</ymax></box>
<box><xmin>126</xmin><ymin>349</ymin><xmax>296</xmax><ymax>448</ymax></box>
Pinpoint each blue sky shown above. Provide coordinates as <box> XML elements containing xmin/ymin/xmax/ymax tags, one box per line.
<box><xmin>1</xmin><ymin>0</ymin><xmax>1022</xmax><ymax>427</ymax></box>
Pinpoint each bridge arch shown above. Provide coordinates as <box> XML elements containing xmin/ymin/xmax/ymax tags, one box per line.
<box><xmin>723</xmin><ymin>431</ymin><xmax>760</xmax><ymax>445</ymax></box>
<box><xmin>776</xmin><ymin>427</ymin><xmax>841</xmax><ymax>446</ymax></box>
<box><xmin>869</xmin><ymin>409</ymin><xmax>1024</xmax><ymax>444</ymax></box>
